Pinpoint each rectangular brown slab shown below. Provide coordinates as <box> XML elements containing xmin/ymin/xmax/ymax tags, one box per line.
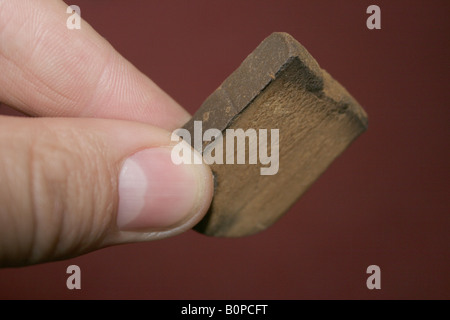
<box><xmin>182</xmin><ymin>32</ymin><xmax>368</xmax><ymax>237</ymax></box>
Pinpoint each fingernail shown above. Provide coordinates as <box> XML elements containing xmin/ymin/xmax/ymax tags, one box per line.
<box><xmin>117</xmin><ymin>147</ymin><xmax>209</xmax><ymax>231</ymax></box>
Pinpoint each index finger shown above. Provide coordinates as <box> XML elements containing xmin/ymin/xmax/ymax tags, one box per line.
<box><xmin>0</xmin><ymin>0</ymin><xmax>190</xmax><ymax>129</ymax></box>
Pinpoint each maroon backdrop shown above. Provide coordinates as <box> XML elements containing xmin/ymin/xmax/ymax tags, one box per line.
<box><xmin>0</xmin><ymin>0</ymin><xmax>449</xmax><ymax>299</ymax></box>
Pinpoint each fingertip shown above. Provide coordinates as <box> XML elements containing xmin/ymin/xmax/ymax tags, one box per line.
<box><xmin>116</xmin><ymin>147</ymin><xmax>213</xmax><ymax>233</ymax></box>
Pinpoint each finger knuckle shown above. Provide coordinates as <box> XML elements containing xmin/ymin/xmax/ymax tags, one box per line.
<box><xmin>27</xmin><ymin>124</ymin><xmax>115</xmax><ymax>262</ymax></box>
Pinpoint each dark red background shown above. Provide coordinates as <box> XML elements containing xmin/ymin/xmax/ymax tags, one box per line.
<box><xmin>0</xmin><ymin>0</ymin><xmax>449</xmax><ymax>299</ymax></box>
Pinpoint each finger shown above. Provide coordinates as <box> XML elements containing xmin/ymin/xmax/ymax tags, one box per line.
<box><xmin>0</xmin><ymin>0</ymin><xmax>190</xmax><ymax>129</ymax></box>
<box><xmin>0</xmin><ymin>103</ymin><xmax>26</xmax><ymax>116</ymax></box>
<box><xmin>0</xmin><ymin>116</ymin><xmax>213</xmax><ymax>267</ymax></box>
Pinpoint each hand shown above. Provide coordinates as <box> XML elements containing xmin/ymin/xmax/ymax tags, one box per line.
<box><xmin>0</xmin><ymin>0</ymin><xmax>213</xmax><ymax>267</ymax></box>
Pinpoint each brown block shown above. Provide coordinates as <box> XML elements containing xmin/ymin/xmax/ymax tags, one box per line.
<box><xmin>182</xmin><ymin>32</ymin><xmax>368</xmax><ymax>237</ymax></box>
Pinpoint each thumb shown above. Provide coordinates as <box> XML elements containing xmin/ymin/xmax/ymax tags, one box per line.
<box><xmin>0</xmin><ymin>116</ymin><xmax>213</xmax><ymax>267</ymax></box>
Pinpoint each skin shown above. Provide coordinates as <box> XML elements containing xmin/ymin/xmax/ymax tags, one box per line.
<box><xmin>0</xmin><ymin>0</ymin><xmax>214</xmax><ymax>267</ymax></box>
